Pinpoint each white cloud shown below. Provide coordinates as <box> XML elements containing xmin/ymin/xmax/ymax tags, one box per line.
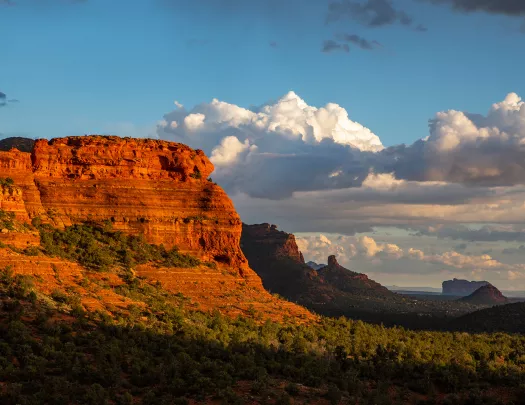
<box><xmin>159</xmin><ymin>91</ymin><xmax>382</xmax><ymax>151</ymax></box>
<box><xmin>359</xmin><ymin>235</ymin><xmax>382</xmax><ymax>257</ymax></box>
<box><xmin>421</xmin><ymin>92</ymin><xmax>525</xmax><ymax>184</ymax></box>
<box><xmin>297</xmin><ymin>233</ymin><xmax>525</xmax><ymax>286</ymax></box>
<box><xmin>210</xmin><ymin>136</ymin><xmax>253</xmax><ymax>166</ymax></box>
<box><xmin>157</xmin><ymin>91</ymin><xmax>384</xmax><ymax>198</ymax></box>
<box><xmin>184</xmin><ymin>113</ymin><xmax>206</xmax><ymax>131</ymax></box>
<box><xmin>362</xmin><ymin>172</ymin><xmax>405</xmax><ymax>190</ymax></box>
<box><xmin>156</xmin><ymin>91</ymin><xmax>525</xmax><ymax>202</ymax></box>
<box><xmin>319</xmin><ymin>234</ymin><xmax>332</xmax><ymax>245</ymax></box>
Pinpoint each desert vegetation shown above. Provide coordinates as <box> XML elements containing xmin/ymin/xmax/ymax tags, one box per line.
<box><xmin>1</xmin><ymin>259</ymin><xmax>525</xmax><ymax>404</ymax></box>
<box><xmin>37</xmin><ymin>222</ymin><xmax>203</xmax><ymax>271</ymax></box>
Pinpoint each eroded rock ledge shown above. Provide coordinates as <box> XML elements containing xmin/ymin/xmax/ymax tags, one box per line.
<box><xmin>0</xmin><ymin>136</ymin><xmax>244</xmax><ymax>267</ymax></box>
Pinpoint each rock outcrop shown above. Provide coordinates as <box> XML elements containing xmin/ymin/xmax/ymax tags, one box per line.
<box><xmin>0</xmin><ymin>181</ymin><xmax>28</xmax><ymax>221</ymax></box>
<box><xmin>0</xmin><ymin>136</ymin><xmax>244</xmax><ymax>266</ymax></box>
<box><xmin>241</xmin><ymin>224</ymin><xmax>408</xmax><ymax>320</ymax></box>
<box><xmin>443</xmin><ymin>279</ymin><xmax>489</xmax><ymax>296</ymax></box>
<box><xmin>459</xmin><ymin>284</ymin><xmax>508</xmax><ymax>306</ymax></box>
<box><xmin>241</xmin><ymin>224</ymin><xmax>484</xmax><ymax>327</ymax></box>
<box><xmin>0</xmin><ymin>136</ymin><xmax>316</xmax><ymax>322</ymax></box>
<box><xmin>0</xmin><ymin>147</ymin><xmax>42</xmax><ymax>219</ymax></box>
<box><xmin>240</xmin><ymin>223</ymin><xmax>321</xmax><ymax>300</ymax></box>
<box><xmin>317</xmin><ymin>255</ymin><xmax>392</xmax><ymax>298</ymax></box>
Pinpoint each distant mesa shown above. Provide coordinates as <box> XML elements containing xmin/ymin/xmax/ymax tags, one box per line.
<box><xmin>442</xmin><ymin>278</ymin><xmax>489</xmax><ymax>296</ymax></box>
<box><xmin>306</xmin><ymin>261</ymin><xmax>326</xmax><ymax>270</ymax></box>
<box><xmin>459</xmin><ymin>284</ymin><xmax>508</xmax><ymax>306</ymax></box>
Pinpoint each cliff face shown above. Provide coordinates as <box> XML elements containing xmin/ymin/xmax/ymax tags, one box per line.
<box><xmin>0</xmin><ymin>136</ymin><xmax>315</xmax><ymax>322</ymax></box>
<box><xmin>0</xmin><ymin>136</ymin><xmax>244</xmax><ymax>266</ymax></box>
<box><xmin>241</xmin><ymin>224</ymin><xmax>405</xmax><ymax>320</ymax></box>
<box><xmin>241</xmin><ymin>223</ymin><xmax>322</xmax><ymax>300</ymax></box>
<box><xmin>241</xmin><ymin>223</ymin><xmax>304</xmax><ymax>263</ymax></box>
<box><xmin>0</xmin><ymin>148</ymin><xmax>42</xmax><ymax>219</ymax></box>
<box><xmin>0</xmin><ymin>182</ymin><xmax>27</xmax><ymax>221</ymax></box>
<box><xmin>317</xmin><ymin>255</ymin><xmax>392</xmax><ymax>298</ymax></box>
<box><xmin>443</xmin><ymin>279</ymin><xmax>489</xmax><ymax>296</ymax></box>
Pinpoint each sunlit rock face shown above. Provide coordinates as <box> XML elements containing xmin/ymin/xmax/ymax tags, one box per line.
<box><xmin>0</xmin><ymin>136</ymin><xmax>246</xmax><ymax>267</ymax></box>
<box><xmin>0</xmin><ymin>136</ymin><xmax>317</xmax><ymax>322</ymax></box>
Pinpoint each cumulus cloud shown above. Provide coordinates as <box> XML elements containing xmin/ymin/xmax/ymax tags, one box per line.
<box><xmin>158</xmin><ymin>91</ymin><xmax>525</xmax><ymax>202</ymax></box>
<box><xmin>183</xmin><ymin>113</ymin><xmax>206</xmax><ymax>131</ymax></box>
<box><xmin>210</xmin><ymin>136</ymin><xmax>254</xmax><ymax>166</ymax></box>
<box><xmin>380</xmin><ymin>92</ymin><xmax>525</xmax><ymax>186</ymax></box>
<box><xmin>157</xmin><ymin>91</ymin><xmax>383</xmax><ymax>198</ymax></box>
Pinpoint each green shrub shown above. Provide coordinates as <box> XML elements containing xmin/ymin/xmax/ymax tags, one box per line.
<box><xmin>0</xmin><ymin>209</ymin><xmax>15</xmax><ymax>230</ymax></box>
<box><xmin>0</xmin><ymin>177</ymin><xmax>15</xmax><ymax>187</ymax></box>
<box><xmin>37</xmin><ymin>223</ymin><xmax>201</xmax><ymax>271</ymax></box>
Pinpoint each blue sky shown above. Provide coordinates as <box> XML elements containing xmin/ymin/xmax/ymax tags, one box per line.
<box><xmin>2</xmin><ymin>0</ymin><xmax>525</xmax><ymax>145</ymax></box>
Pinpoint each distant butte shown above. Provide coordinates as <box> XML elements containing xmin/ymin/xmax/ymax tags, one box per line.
<box><xmin>460</xmin><ymin>284</ymin><xmax>508</xmax><ymax>306</ymax></box>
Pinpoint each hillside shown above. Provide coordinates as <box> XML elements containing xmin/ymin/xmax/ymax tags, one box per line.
<box><xmin>451</xmin><ymin>302</ymin><xmax>525</xmax><ymax>333</ymax></box>
<box><xmin>0</xmin><ymin>136</ymin><xmax>313</xmax><ymax>322</ymax></box>
<box><xmin>459</xmin><ymin>284</ymin><xmax>508</xmax><ymax>306</ymax></box>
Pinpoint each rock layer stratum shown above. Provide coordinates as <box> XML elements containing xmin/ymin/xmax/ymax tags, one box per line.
<box><xmin>1</xmin><ymin>136</ymin><xmax>243</xmax><ymax>265</ymax></box>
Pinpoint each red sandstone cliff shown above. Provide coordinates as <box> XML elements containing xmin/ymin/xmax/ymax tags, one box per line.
<box><xmin>0</xmin><ymin>136</ymin><xmax>315</xmax><ymax>322</ymax></box>
<box><xmin>0</xmin><ymin>147</ymin><xmax>42</xmax><ymax>219</ymax></box>
<box><xmin>0</xmin><ymin>136</ymin><xmax>244</xmax><ymax>266</ymax></box>
<box><xmin>241</xmin><ymin>224</ymin><xmax>416</xmax><ymax>321</ymax></box>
